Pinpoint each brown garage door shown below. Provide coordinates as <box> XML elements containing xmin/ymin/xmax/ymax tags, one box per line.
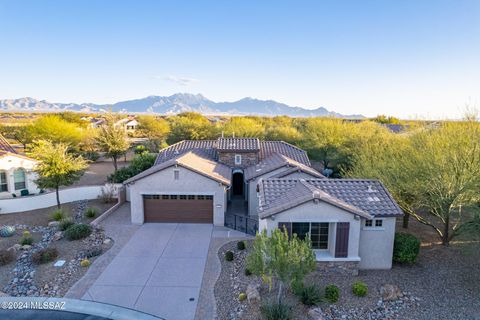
<box><xmin>143</xmin><ymin>194</ymin><xmax>213</xmax><ymax>223</ymax></box>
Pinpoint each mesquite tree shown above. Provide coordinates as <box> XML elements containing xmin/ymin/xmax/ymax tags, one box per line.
<box><xmin>246</xmin><ymin>228</ymin><xmax>316</xmax><ymax>304</ymax></box>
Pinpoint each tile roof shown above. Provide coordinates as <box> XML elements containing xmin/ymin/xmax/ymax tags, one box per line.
<box><xmin>258</xmin><ymin>178</ymin><xmax>403</xmax><ymax>219</ymax></box>
<box><xmin>244</xmin><ymin>153</ymin><xmax>324</xmax><ymax>181</ymax></box>
<box><xmin>154</xmin><ymin>139</ymin><xmax>311</xmax><ymax>167</ymax></box>
<box><xmin>125</xmin><ymin>150</ymin><xmax>231</xmax><ymax>186</ymax></box>
<box><xmin>154</xmin><ymin>140</ymin><xmax>217</xmax><ymax>165</ymax></box>
<box><xmin>260</xmin><ymin>141</ymin><xmax>310</xmax><ymax>166</ymax></box>
<box><xmin>0</xmin><ymin>134</ymin><xmax>17</xmax><ymax>155</ymax></box>
<box><xmin>216</xmin><ymin>137</ymin><xmax>260</xmax><ymax>151</ymax></box>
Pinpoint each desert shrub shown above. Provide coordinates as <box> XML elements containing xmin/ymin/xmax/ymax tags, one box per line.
<box><xmin>22</xmin><ymin>230</ymin><xmax>31</xmax><ymax>237</ymax></box>
<box><xmin>81</xmin><ymin>246</ymin><xmax>103</xmax><ymax>259</ymax></box>
<box><xmin>244</xmin><ymin>267</ymin><xmax>252</xmax><ymax>276</ymax></box>
<box><xmin>50</xmin><ymin>209</ymin><xmax>66</xmax><ymax>221</ymax></box>
<box><xmin>352</xmin><ymin>281</ymin><xmax>368</xmax><ymax>297</ymax></box>
<box><xmin>0</xmin><ymin>250</ymin><xmax>15</xmax><ymax>266</ymax></box>
<box><xmin>108</xmin><ymin>153</ymin><xmax>155</xmax><ymax>183</ymax></box>
<box><xmin>32</xmin><ymin>248</ymin><xmax>58</xmax><ymax>264</ymax></box>
<box><xmin>325</xmin><ymin>284</ymin><xmax>340</xmax><ymax>303</ymax></box>
<box><xmin>238</xmin><ymin>292</ymin><xmax>247</xmax><ymax>302</ymax></box>
<box><xmin>98</xmin><ymin>184</ymin><xmax>117</xmax><ymax>203</ymax></box>
<box><xmin>299</xmin><ymin>285</ymin><xmax>322</xmax><ymax>306</ymax></box>
<box><xmin>80</xmin><ymin>259</ymin><xmax>91</xmax><ymax>267</ymax></box>
<box><xmin>260</xmin><ymin>302</ymin><xmax>292</xmax><ymax>320</ymax></box>
<box><xmin>237</xmin><ymin>241</ymin><xmax>246</xmax><ymax>250</ymax></box>
<box><xmin>393</xmin><ymin>233</ymin><xmax>420</xmax><ymax>263</ymax></box>
<box><xmin>85</xmin><ymin>207</ymin><xmax>98</xmax><ymax>218</ymax></box>
<box><xmin>65</xmin><ymin>224</ymin><xmax>92</xmax><ymax>240</ymax></box>
<box><xmin>225</xmin><ymin>251</ymin><xmax>234</xmax><ymax>261</ymax></box>
<box><xmin>20</xmin><ymin>235</ymin><xmax>34</xmax><ymax>246</ymax></box>
<box><xmin>58</xmin><ymin>218</ymin><xmax>75</xmax><ymax>231</ymax></box>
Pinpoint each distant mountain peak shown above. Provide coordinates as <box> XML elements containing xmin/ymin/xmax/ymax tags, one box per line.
<box><xmin>0</xmin><ymin>93</ymin><xmax>364</xmax><ymax>118</ymax></box>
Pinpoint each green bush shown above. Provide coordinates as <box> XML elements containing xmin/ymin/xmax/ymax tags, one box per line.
<box><xmin>244</xmin><ymin>267</ymin><xmax>252</xmax><ymax>276</ymax></box>
<box><xmin>59</xmin><ymin>218</ymin><xmax>75</xmax><ymax>231</ymax></box>
<box><xmin>393</xmin><ymin>233</ymin><xmax>420</xmax><ymax>264</ymax></box>
<box><xmin>65</xmin><ymin>224</ymin><xmax>92</xmax><ymax>240</ymax></box>
<box><xmin>85</xmin><ymin>207</ymin><xmax>98</xmax><ymax>218</ymax></box>
<box><xmin>260</xmin><ymin>302</ymin><xmax>292</xmax><ymax>320</ymax></box>
<box><xmin>0</xmin><ymin>249</ymin><xmax>15</xmax><ymax>266</ymax></box>
<box><xmin>108</xmin><ymin>153</ymin><xmax>156</xmax><ymax>183</ymax></box>
<box><xmin>299</xmin><ymin>284</ymin><xmax>322</xmax><ymax>306</ymax></box>
<box><xmin>237</xmin><ymin>241</ymin><xmax>246</xmax><ymax>250</ymax></box>
<box><xmin>225</xmin><ymin>251</ymin><xmax>234</xmax><ymax>261</ymax></box>
<box><xmin>50</xmin><ymin>209</ymin><xmax>66</xmax><ymax>221</ymax></box>
<box><xmin>325</xmin><ymin>284</ymin><xmax>340</xmax><ymax>303</ymax></box>
<box><xmin>20</xmin><ymin>235</ymin><xmax>34</xmax><ymax>246</ymax></box>
<box><xmin>32</xmin><ymin>248</ymin><xmax>58</xmax><ymax>264</ymax></box>
<box><xmin>352</xmin><ymin>281</ymin><xmax>368</xmax><ymax>297</ymax></box>
<box><xmin>238</xmin><ymin>292</ymin><xmax>247</xmax><ymax>302</ymax></box>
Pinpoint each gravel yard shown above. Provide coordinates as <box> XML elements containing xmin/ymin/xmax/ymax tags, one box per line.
<box><xmin>214</xmin><ymin>219</ymin><xmax>480</xmax><ymax>320</ymax></box>
<box><xmin>0</xmin><ymin>200</ymin><xmax>115</xmax><ymax>297</ymax></box>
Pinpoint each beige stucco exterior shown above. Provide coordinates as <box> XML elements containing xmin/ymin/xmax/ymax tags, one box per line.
<box><xmin>0</xmin><ymin>154</ymin><xmax>39</xmax><ymax>198</ymax></box>
<box><xmin>127</xmin><ymin>165</ymin><xmax>227</xmax><ymax>226</ymax></box>
<box><xmin>259</xmin><ymin>200</ymin><xmax>397</xmax><ymax>269</ymax></box>
<box><xmin>358</xmin><ymin>217</ymin><xmax>396</xmax><ymax>269</ymax></box>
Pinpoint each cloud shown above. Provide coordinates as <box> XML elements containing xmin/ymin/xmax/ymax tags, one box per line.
<box><xmin>156</xmin><ymin>75</ymin><xmax>199</xmax><ymax>86</ymax></box>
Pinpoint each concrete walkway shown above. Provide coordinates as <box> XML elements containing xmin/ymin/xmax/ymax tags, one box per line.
<box><xmin>82</xmin><ymin>222</ymin><xmax>213</xmax><ymax>320</ymax></box>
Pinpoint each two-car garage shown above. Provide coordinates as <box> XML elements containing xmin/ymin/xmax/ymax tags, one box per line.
<box><xmin>143</xmin><ymin>194</ymin><xmax>214</xmax><ymax>223</ymax></box>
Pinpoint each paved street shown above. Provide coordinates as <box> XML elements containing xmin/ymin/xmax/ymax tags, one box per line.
<box><xmin>82</xmin><ymin>223</ymin><xmax>213</xmax><ymax>320</ymax></box>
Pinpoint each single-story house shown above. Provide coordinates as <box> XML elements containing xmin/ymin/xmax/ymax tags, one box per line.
<box><xmin>0</xmin><ymin>134</ymin><xmax>39</xmax><ymax>198</ymax></box>
<box><xmin>124</xmin><ymin>137</ymin><xmax>403</xmax><ymax>269</ymax></box>
<box><xmin>114</xmin><ymin>116</ymin><xmax>138</xmax><ymax>132</ymax></box>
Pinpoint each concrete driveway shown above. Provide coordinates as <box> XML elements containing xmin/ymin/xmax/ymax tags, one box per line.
<box><xmin>82</xmin><ymin>223</ymin><xmax>213</xmax><ymax>320</ymax></box>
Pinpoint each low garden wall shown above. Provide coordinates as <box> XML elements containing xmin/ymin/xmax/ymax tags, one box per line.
<box><xmin>0</xmin><ymin>185</ymin><xmax>121</xmax><ymax>214</ymax></box>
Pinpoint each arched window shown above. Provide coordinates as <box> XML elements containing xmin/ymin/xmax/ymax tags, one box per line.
<box><xmin>0</xmin><ymin>170</ymin><xmax>7</xmax><ymax>192</ymax></box>
<box><xmin>14</xmin><ymin>168</ymin><xmax>26</xmax><ymax>190</ymax></box>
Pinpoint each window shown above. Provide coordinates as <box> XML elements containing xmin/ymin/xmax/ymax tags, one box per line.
<box><xmin>365</xmin><ymin>219</ymin><xmax>383</xmax><ymax>228</ymax></box>
<box><xmin>162</xmin><ymin>195</ymin><xmax>169</xmax><ymax>199</ymax></box>
<box><xmin>197</xmin><ymin>195</ymin><xmax>205</xmax><ymax>200</ymax></box>
<box><xmin>174</xmin><ymin>170</ymin><xmax>180</xmax><ymax>180</ymax></box>
<box><xmin>0</xmin><ymin>171</ymin><xmax>7</xmax><ymax>192</ymax></box>
<box><xmin>14</xmin><ymin>169</ymin><xmax>26</xmax><ymax>190</ymax></box>
<box><xmin>205</xmin><ymin>195</ymin><xmax>213</xmax><ymax>200</ymax></box>
<box><xmin>292</xmin><ymin>222</ymin><xmax>329</xmax><ymax>250</ymax></box>
<box><xmin>180</xmin><ymin>195</ymin><xmax>187</xmax><ymax>200</ymax></box>
<box><xmin>170</xmin><ymin>195</ymin><xmax>178</xmax><ymax>200</ymax></box>
<box><xmin>188</xmin><ymin>195</ymin><xmax>195</xmax><ymax>200</ymax></box>
<box><xmin>234</xmin><ymin>154</ymin><xmax>242</xmax><ymax>165</ymax></box>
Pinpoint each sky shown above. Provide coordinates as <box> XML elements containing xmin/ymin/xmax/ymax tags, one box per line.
<box><xmin>0</xmin><ymin>0</ymin><xmax>479</xmax><ymax>119</ymax></box>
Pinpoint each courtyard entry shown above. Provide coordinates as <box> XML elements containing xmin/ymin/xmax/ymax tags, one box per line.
<box><xmin>232</xmin><ymin>171</ymin><xmax>244</xmax><ymax>196</ymax></box>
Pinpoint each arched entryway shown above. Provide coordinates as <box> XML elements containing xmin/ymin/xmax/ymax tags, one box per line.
<box><xmin>232</xmin><ymin>171</ymin><xmax>244</xmax><ymax>196</ymax></box>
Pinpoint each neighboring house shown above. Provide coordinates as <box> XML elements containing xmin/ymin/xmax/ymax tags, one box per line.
<box><xmin>124</xmin><ymin>137</ymin><xmax>403</xmax><ymax>269</ymax></box>
<box><xmin>0</xmin><ymin>134</ymin><xmax>39</xmax><ymax>198</ymax></box>
<box><xmin>114</xmin><ymin>116</ymin><xmax>138</xmax><ymax>132</ymax></box>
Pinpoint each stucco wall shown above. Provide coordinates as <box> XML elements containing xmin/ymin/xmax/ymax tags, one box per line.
<box><xmin>358</xmin><ymin>217</ymin><xmax>396</xmax><ymax>269</ymax></box>
<box><xmin>0</xmin><ymin>154</ymin><xmax>39</xmax><ymax>198</ymax></box>
<box><xmin>247</xmin><ymin>168</ymin><xmax>321</xmax><ymax>216</ymax></box>
<box><xmin>127</xmin><ymin>165</ymin><xmax>227</xmax><ymax>226</ymax></box>
<box><xmin>0</xmin><ymin>185</ymin><xmax>118</xmax><ymax>214</ymax></box>
<box><xmin>258</xmin><ymin>200</ymin><xmax>361</xmax><ymax>260</ymax></box>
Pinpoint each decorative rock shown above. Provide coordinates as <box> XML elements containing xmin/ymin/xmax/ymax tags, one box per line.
<box><xmin>380</xmin><ymin>284</ymin><xmax>403</xmax><ymax>301</ymax></box>
<box><xmin>0</xmin><ymin>291</ymin><xmax>8</xmax><ymax>297</ymax></box>
<box><xmin>0</xmin><ymin>225</ymin><xmax>16</xmax><ymax>237</ymax></box>
<box><xmin>103</xmin><ymin>238</ymin><xmax>112</xmax><ymax>245</ymax></box>
<box><xmin>246</xmin><ymin>283</ymin><xmax>260</xmax><ymax>303</ymax></box>
<box><xmin>52</xmin><ymin>231</ymin><xmax>63</xmax><ymax>241</ymax></box>
<box><xmin>21</xmin><ymin>245</ymin><xmax>32</xmax><ymax>250</ymax></box>
<box><xmin>48</xmin><ymin>221</ymin><xmax>60</xmax><ymax>227</ymax></box>
<box><xmin>308</xmin><ymin>307</ymin><xmax>325</xmax><ymax>320</ymax></box>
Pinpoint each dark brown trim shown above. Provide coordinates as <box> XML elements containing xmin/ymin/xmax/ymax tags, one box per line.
<box><xmin>335</xmin><ymin>222</ymin><xmax>350</xmax><ymax>258</ymax></box>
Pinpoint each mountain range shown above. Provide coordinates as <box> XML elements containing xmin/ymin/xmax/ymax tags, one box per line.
<box><xmin>0</xmin><ymin>94</ymin><xmax>364</xmax><ymax>118</ymax></box>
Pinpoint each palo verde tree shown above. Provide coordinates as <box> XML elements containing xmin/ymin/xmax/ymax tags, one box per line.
<box><xmin>96</xmin><ymin>118</ymin><xmax>130</xmax><ymax>173</ymax></box>
<box><xmin>246</xmin><ymin>228</ymin><xmax>316</xmax><ymax>304</ymax></box>
<box><xmin>29</xmin><ymin>140</ymin><xmax>88</xmax><ymax>209</ymax></box>
<box><xmin>137</xmin><ymin>115</ymin><xmax>170</xmax><ymax>152</ymax></box>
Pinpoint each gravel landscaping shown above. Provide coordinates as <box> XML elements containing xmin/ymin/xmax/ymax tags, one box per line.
<box><xmin>214</xmin><ymin>220</ymin><xmax>480</xmax><ymax>320</ymax></box>
<box><xmin>0</xmin><ymin>200</ymin><xmax>115</xmax><ymax>297</ymax></box>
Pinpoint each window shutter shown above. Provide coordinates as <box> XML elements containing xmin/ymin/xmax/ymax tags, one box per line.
<box><xmin>278</xmin><ymin>222</ymin><xmax>292</xmax><ymax>238</ymax></box>
<box><xmin>335</xmin><ymin>222</ymin><xmax>350</xmax><ymax>258</ymax></box>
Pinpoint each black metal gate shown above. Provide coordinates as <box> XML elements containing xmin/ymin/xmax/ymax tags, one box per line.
<box><xmin>225</xmin><ymin>214</ymin><xmax>258</xmax><ymax>236</ymax></box>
